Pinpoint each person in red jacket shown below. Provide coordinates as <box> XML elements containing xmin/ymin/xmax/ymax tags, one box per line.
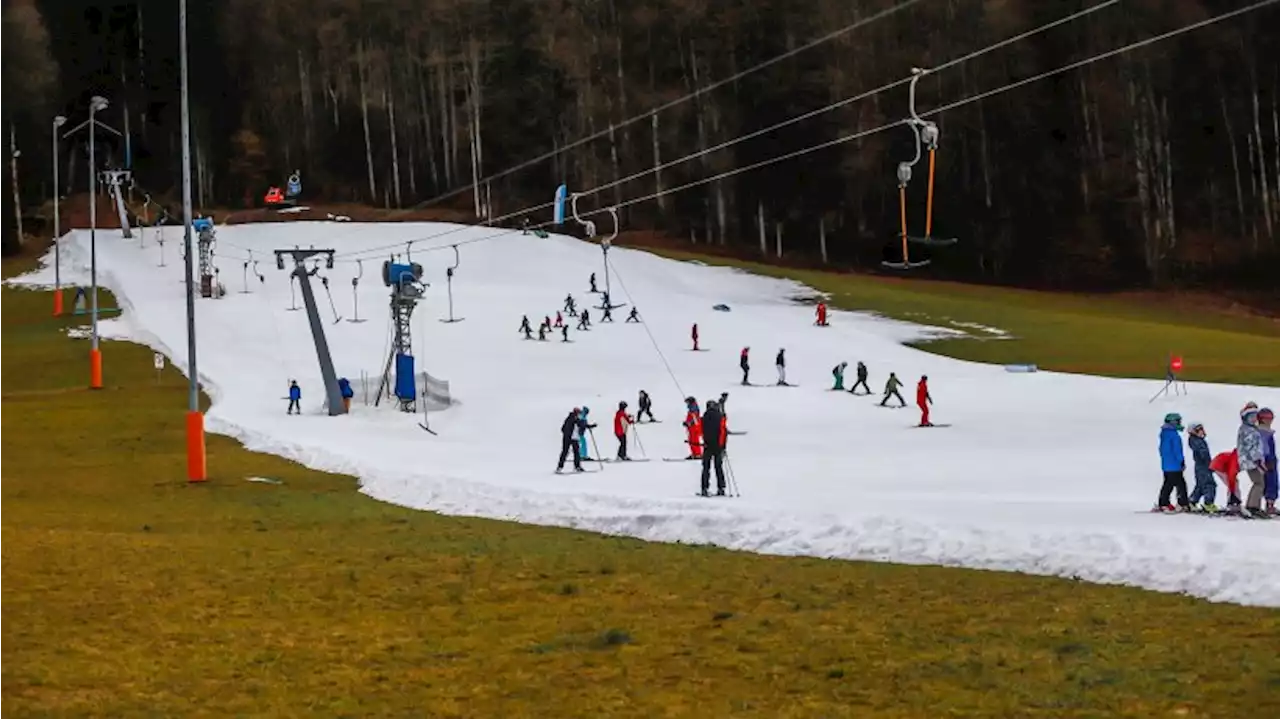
<box><xmin>917</xmin><ymin>375</ymin><xmax>933</xmax><ymax>427</ymax></box>
<box><xmin>691</xmin><ymin>323</ymin><xmax>700</xmax><ymax>351</ymax></box>
<box><xmin>614</xmin><ymin>401</ymin><xmax>635</xmax><ymax>460</ymax></box>
<box><xmin>1210</xmin><ymin>449</ymin><xmax>1242</xmax><ymax>510</ymax></box>
<box><xmin>683</xmin><ymin>397</ymin><xmax>703</xmax><ymax>459</ymax></box>
<box><xmin>815</xmin><ymin>302</ymin><xmax>828</xmax><ymax>327</ymax></box>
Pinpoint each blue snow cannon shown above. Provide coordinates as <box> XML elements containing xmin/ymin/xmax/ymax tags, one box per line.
<box><xmin>192</xmin><ymin>217</ymin><xmax>213</xmax><ymax>232</ymax></box>
<box><xmin>382</xmin><ymin>261</ymin><xmax>423</xmax><ymax>289</ymax></box>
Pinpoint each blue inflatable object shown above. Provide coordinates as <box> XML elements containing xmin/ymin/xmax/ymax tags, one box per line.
<box><xmin>712</xmin><ymin>303</ymin><xmax>731</xmax><ymax>312</ymax></box>
<box><xmin>395</xmin><ymin>353</ymin><xmax>416</xmax><ymax>402</ymax></box>
<box><xmin>553</xmin><ymin>185</ymin><xmax>567</xmax><ymax>225</ymax></box>
<box><xmin>286</xmin><ymin>172</ymin><xmax>302</xmax><ymax>198</ymax></box>
<box><xmin>192</xmin><ymin>217</ymin><xmax>213</xmax><ymax>232</ymax></box>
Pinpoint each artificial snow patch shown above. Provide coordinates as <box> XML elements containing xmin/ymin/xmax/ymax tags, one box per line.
<box><xmin>276</xmin><ymin>205</ymin><xmax>311</xmax><ymax>214</ymax></box>
<box><xmin>8</xmin><ymin>223</ymin><xmax>1280</xmax><ymax>607</ymax></box>
<box><xmin>246</xmin><ymin>476</ymin><xmax>284</xmax><ymax>485</ymax></box>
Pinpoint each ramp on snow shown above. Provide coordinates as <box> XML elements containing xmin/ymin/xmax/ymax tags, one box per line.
<box><xmin>12</xmin><ymin>221</ymin><xmax>1280</xmax><ymax>607</ymax></box>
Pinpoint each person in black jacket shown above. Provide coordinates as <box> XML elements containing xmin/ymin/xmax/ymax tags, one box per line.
<box><xmin>850</xmin><ymin>361</ymin><xmax>870</xmax><ymax>394</ymax></box>
<box><xmin>700</xmin><ymin>399</ymin><xmax>728</xmax><ymax>496</ymax></box>
<box><xmin>637</xmin><ymin>390</ymin><xmax>655</xmax><ymax>423</ymax></box>
<box><xmin>557</xmin><ymin>408</ymin><xmax>584</xmax><ymax>473</ymax></box>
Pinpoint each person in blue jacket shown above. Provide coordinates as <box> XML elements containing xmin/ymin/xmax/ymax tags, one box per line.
<box><xmin>287</xmin><ymin>380</ymin><xmax>302</xmax><ymax>415</ymax></box>
<box><xmin>577</xmin><ymin>407</ymin><xmax>597</xmax><ymax>460</ymax></box>
<box><xmin>337</xmin><ymin>377</ymin><xmax>354</xmax><ymax>411</ymax></box>
<box><xmin>1156</xmin><ymin>412</ymin><xmax>1190</xmax><ymax>511</ymax></box>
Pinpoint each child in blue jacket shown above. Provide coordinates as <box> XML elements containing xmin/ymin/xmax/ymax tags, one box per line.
<box><xmin>1186</xmin><ymin>422</ymin><xmax>1217</xmax><ymax>511</ymax></box>
<box><xmin>287</xmin><ymin>380</ymin><xmax>302</xmax><ymax>415</ymax></box>
<box><xmin>1156</xmin><ymin>412</ymin><xmax>1190</xmax><ymax>511</ymax></box>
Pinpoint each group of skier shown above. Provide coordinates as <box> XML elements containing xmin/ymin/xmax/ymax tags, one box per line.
<box><xmin>1155</xmin><ymin>403</ymin><xmax>1277</xmax><ymax>518</ymax></box>
<box><xmin>520</xmin><ymin>276</ymin><xmax>642</xmax><ymax>344</ymax></box>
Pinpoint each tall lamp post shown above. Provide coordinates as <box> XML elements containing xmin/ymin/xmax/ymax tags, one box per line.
<box><xmin>87</xmin><ymin>95</ymin><xmax>109</xmax><ymax>389</ymax></box>
<box><xmin>52</xmin><ymin>114</ymin><xmax>66</xmax><ymax>316</ymax></box>
<box><xmin>180</xmin><ymin>0</ymin><xmax>206</xmax><ymax>482</ymax></box>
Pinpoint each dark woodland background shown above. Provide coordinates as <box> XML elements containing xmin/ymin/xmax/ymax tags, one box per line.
<box><xmin>3</xmin><ymin>0</ymin><xmax>1278</xmax><ymax>291</ymax></box>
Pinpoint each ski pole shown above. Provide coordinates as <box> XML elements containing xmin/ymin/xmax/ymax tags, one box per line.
<box><xmin>588</xmin><ymin>428</ymin><xmax>606</xmax><ymax>470</ymax></box>
<box><xmin>724</xmin><ymin>450</ymin><xmax>741</xmax><ymax>497</ymax></box>
<box><xmin>630</xmin><ymin>422</ymin><xmax>647</xmax><ymax>458</ymax></box>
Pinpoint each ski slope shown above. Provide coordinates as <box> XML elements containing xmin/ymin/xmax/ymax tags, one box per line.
<box><xmin>12</xmin><ymin>221</ymin><xmax>1280</xmax><ymax>607</ymax></box>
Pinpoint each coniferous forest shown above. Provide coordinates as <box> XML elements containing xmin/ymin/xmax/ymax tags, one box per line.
<box><xmin>3</xmin><ymin>0</ymin><xmax>1278</xmax><ymax>291</ymax></box>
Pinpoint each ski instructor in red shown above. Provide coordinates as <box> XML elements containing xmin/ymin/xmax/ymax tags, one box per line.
<box><xmin>917</xmin><ymin>375</ymin><xmax>933</xmax><ymax>427</ymax></box>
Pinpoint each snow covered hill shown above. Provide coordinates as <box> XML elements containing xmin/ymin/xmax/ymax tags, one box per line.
<box><xmin>13</xmin><ymin>221</ymin><xmax>1280</xmax><ymax>606</ymax></box>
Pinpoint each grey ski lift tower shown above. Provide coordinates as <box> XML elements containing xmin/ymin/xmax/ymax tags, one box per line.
<box><xmin>274</xmin><ymin>247</ymin><xmax>347</xmax><ymax>416</ymax></box>
<box><xmin>569</xmin><ymin>192</ymin><xmax>623</xmax><ymax>309</ymax></box>
<box><xmin>101</xmin><ymin>169</ymin><xmax>134</xmax><ymax>239</ymax></box>
<box><xmin>375</xmin><ymin>259</ymin><xmax>427</xmax><ymax>412</ymax></box>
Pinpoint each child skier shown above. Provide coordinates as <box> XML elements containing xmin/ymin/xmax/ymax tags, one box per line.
<box><xmin>917</xmin><ymin>375</ymin><xmax>933</xmax><ymax>427</ymax></box>
<box><xmin>577</xmin><ymin>407</ymin><xmax>597</xmax><ymax>460</ymax></box>
<box><xmin>561</xmin><ymin>324</ymin><xmax>570</xmax><ymax>342</ymax></box>
<box><xmin>832</xmin><ymin>362</ymin><xmax>847</xmax><ymax>390</ymax></box>
<box><xmin>1238</xmin><ymin>406</ymin><xmax>1267</xmax><ymax>517</ymax></box>
<box><xmin>739</xmin><ymin>347</ymin><xmax>751</xmax><ymax>385</ymax></box>
<box><xmin>287</xmin><ymin>380</ymin><xmax>301</xmax><ymax>415</ymax></box>
<box><xmin>1259</xmin><ymin>408</ymin><xmax>1277</xmax><ymax>515</ymax></box>
<box><xmin>554</xmin><ymin>311</ymin><xmax>564</xmax><ymax>328</ymax></box>
<box><xmin>637</xmin><ymin>390</ymin><xmax>655</xmax><ymax>423</ymax></box>
<box><xmin>1186</xmin><ymin>422</ymin><xmax>1217</xmax><ymax>511</ymax></box>
<box><xmin>538</xmin><ymin>323</ymin><xmax>548</xmax><ymax>341</ymax></box>
<box><xmin>1156</xmin><ymin>412</ymin><xmax>1190</xmax><ymax>512</ymax></box>
<box><xmin>589</xmin><ymin>273</ymin><xmax>599</xmax><ymax>293</ymax></box>
<box><xmin>556</xmin><ymin>408</ymin><xmax>585</xmax><ymax>473</ymax></box>
<box><xmin>692</xmin><ymin>323</ymin><xmax>700</xmax><ymax>351</ymax></box>
<box><xmin>519</xmin><ymin>315</ymin><xmax>533</xmax><ymax>339</ymax></box>
<box><xmin>775</xmin><ymin>348</ymin><xmax>787</xmax><ymax>386</ymax></box>
<box><xmin>815</xmin><ymin>302</ymin><xmax>828</xmax><ymax>327</ymax></box>
<box><xmin>683</xmin><ymin>397</ymin><xmax>703</xmax><ymax>459</ymax></box>
<box><xmin>1209</xmin><ymin>448</ymin><xmax>1242</xmax><ymax>512</ymax></box>
<box><xmin>880</xmin><ymin>373</ymin><xmax>905</xmax><ymax>407</ymax></box>
<box><xmin>614</xmin><ymin>401</ymin><xmax>635</xmax><ymax>460</ymax></box>
<box><xmin>564</xmin><ymin>294</ymin><xmax>577</xmax><ymax>317</ymax></box>
<box><xmin>625</xmin><ymin>307</ymin><xmax>641</xmax><ymax>323</ymax></box>
<box><xmin>576</xmin><ymin>309</ymin><xmax>591</xmax><ymax>331</ymax></box>
<box><xmin>850</xmin><ymin>361</ymin><xmax>870</xmax><ymax>395</ymax></box>
<box><xmin>601</xmin><ymin>305</ymin><xmax>614</xmax><ymax>322</ymax></box>
<box><xmin>338</xmin><ymin>377</ymin><xmax>354</xmax><ymax>412</ymax></box>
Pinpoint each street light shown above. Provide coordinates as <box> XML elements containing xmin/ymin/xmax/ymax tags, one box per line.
<box><xmin>180</xmin><ymin>0</ymin><xmax>206</xmax><ymax>482</ymax></box>
<box><xmin>88</xmin><ymin>95</ymin><xmax>108</xmax><ymax>390</ymax></box>
<box><xmin>52</xmin><ymin>114</ymin><xmax>66</xmax><ymax>316</ymax></box>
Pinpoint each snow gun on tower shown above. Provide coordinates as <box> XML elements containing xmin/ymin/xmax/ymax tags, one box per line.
<box><xmin>375</xmin><ymin>259</ymin><xmax>427</xmax><ymax>412</ymax></box>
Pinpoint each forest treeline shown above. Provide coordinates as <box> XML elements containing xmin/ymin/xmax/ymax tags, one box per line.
<box><xmin>3</xmin><ymin>0</ymin><xmax>1279</xmax><ymax>290</ymax></box>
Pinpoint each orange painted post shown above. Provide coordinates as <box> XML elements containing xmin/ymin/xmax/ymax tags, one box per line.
<box><xmin>186</xmin><ymin>411</ymin><xmax>207</xmax><ymax>482</ymax></box>
<box><xmin>898</xmin><ymin>186</ymin><xmax>910</xmax><ymax>265</ymax></box>
<box><xmin>925</xmin><ymin>148</ymin><xmax>937</xmax><ymax>238</ymax></box>
<box><xmin>89</xmin><ymin>348</ymin><xmax>103</xmax><ymax>389</ymax></box>
<box><xmin>53</xmin><ymin>289</ymin><xmax>63</xmax><ymax>316</ymax></box>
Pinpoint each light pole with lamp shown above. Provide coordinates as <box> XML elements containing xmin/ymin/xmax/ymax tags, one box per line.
<box><xmin>179</xmin><ymin>0</ymin><xmax>206</xmax><ymax>482</ymax></box>
<box><xmin>52</xmin><ymin>114</ymin><xmax>66</xmax><ymax>316</ymax></box>
<box><xmin>87</xmin><ymin>95</ymin><xmax>109</xmax><ymax>389</ymax></box>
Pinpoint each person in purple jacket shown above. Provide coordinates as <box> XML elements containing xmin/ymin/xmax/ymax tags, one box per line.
<box><xmin>1258</xmin><ymin>408</ymin><xmax>1277</xmax><ymax>516</ymax></box>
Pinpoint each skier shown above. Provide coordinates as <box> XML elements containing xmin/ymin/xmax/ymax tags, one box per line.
<box><xmin>683</xmin><ymin>397</ymin><xmax>704</xmax><ymax>459</ymax></box>
<box><xmin>1210</xmin><ymin>447</ymin><xmax>1242</xmax><ymax>512</ymax></box>
<box><xmin>554</xmin><ymin>311</ymin><xmax>564</xmax><ymax>328</ymax></box>
<box><xmin>850</xmin><ymin>361</ymin><xmax>871</xmax><ymax>395</ymax></box>
<box><xmin>544</xmin><ymin>315</ymin><xmax>553</xmax><ymax>332</ymax></box>
<box><xmin>601</xmin><ymin>305</ymin><xmax>614</xmax><ymax>322</ymax></box>
<box><xmin>287</xmin><ymin>380</ymin><xmax>301</xmax><ymax>415</ymax></box>
<box><xmin>519</xmin><ymin>315</ymin><xmax>533</xmax><ymax>340</ymax></box>
<box><xmin>815</xmin><ymin>302</ymin><xmax>828</xmax><ymax>327</ymax></box>
<box><xmin>625</xmin><ymin>307</ymin><xmax>641</xmax><ymax>323</ymax></box>
<box><xmin>537</xmin><ymin>323</ymin><xmax>548</xmax><ymax>341</ymax></box>
<box><xmin>739</xmin><ymin>347</ymin><xmax>751</xmax><ymax>385</ymax></box>
<box><xmin>1186</xmin><ymin>422</ymin><xmax>1217</xmax><ymax>512</ymax></box>
<box><xmin>879</xmin><ymin>372</ymin><xmax>905</xmax><ymax>407</ymax></box>
<box><xmin>556</xmin><ymin>408</ymin><xmax>585</xmax><ymax>473</ymax></box>
<box><xmin>577</xmin><ymin>308</ymin><xmax>591</xmax><ymax>331</ymax></box>
<box><xmin>564</xmin><ymin>294</ymin><xmax>578</xmax><ymax>317</ymax></box>
<box><xmin>1259</xmin><ymin>407</ymin><xmax>1277</xmax><ymax>515</ymax></box>
<box><xmin>1238</xmin><ymin>406</ymin><xmax>1267</xmax><ymax>517</ymax></box>
<box><xmin>614</xmin><ymin>401</ymin><xmax>634</xmax><ymax>460</ymax></box>
<box><xmin>699</xmin><ymin>399</ymin><xmax>728</xmax><ymax>497</ymax></box>
<box><xmin>589</xmin><ymin>272</ymin><xmax>599</xmax><ymax>293</ymax></box>
<box><xmin>917</xmin><ymin>375</ymin><xmax>933</xmax><ymax>426</ymax></box>
<box><xmin>337</xmin><ymin>377</ymin><xmax>354</xmax><ymax>412</ymax></box>
<box><xmin>691</xmin><ymin>323</ymin><xmax>700</xmax><ymax>351</ymax></box>
<box><xmin>775</xmin><ymin>348</ymin><xmax>787</xmax><ymax>386</ymax></box>
<box><xmin>832</xmin><ymin>362</ymin><xmax>847</xmax><ymax>391</ymax></box>
<box><xmin>577</xmin><ymin>407</ymin><xmax>598</xmax><ymax>460</ymax></box>
<box><xmin>1156</xmin><ymin>412</ymin><xmax>1190</xmax><ymax>512</ymax></box>
<box><xmin>718</xmin><ymin>391</ymin><xmax>729</xmax><ymax>415</ymax></box>
<box><xmin>601</xmin><ymin>291</ymin><xmax>612</xmax><ymax>309</ymax></box>
<box><xmin>637</xmin><ymin>390</ymin><xmax>655</xmax><ymax>423</ymax></box>
<box><xmin>561</xmin><ymin>324</ymin><xmax>570</xmax><ymax>342</ymax></box>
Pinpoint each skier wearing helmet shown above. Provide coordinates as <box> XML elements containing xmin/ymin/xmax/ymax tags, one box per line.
<box><xmin>1186</xmin><ymin>422</ymin><xmax>1217</xmax><ymax>512</ymax></box>
<box><xmin>1257</xmin><ymin>407</ymin><xmax>1277</xmax><ymax>515</ymax></box>
<box><xmin>1156</xmin><ymin>412</ymin><xmax>1190</xmax><ymax>512</ymax></box>
<box><xmin>614</xmin><ymin>401</ymin><xmax>635</xmax><ymax>461</ymax></box>
<box><xmin>556</xmin><ymin>408</ymin><xmax>584</xmax><ymax>473</ymax></box>
<box><xmin>1237</xmin><ymin>405</ymin><xmax>1267</xmax><ymax>517</ymax></box>
<box><xmin>739</xmin><ymin>347</ymin><xmax>751</xmax><ymax>385</ymax></box>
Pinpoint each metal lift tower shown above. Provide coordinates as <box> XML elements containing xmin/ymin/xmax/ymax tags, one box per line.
<box><xmin>375</xmin><ymin>260</ymin><xmax>426</xmax><ymax>412</ymax></box>
<box><xmin>274</xmin><ymin>247</ymin><xmax>347</xmax><ymax>416</ymax></box>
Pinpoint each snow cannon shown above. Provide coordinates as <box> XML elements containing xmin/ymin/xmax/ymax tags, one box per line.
<box><xmin>192</xmin><ymin>217</ymin><xmax>214</xmax><ymax>233</ymax></box>
<box><xmin>553</xmin><ymin>184</ymin><xmax>567</xmax><ymax>225</ymax></box>
<box><xmin>286</xmin><ymin>171</ymin><xmax>302</xmax><ymax>199</ymax></box>
<box><xmin>383</xmin><ymin>261</ymin><xmax>425</xmax><ymax>300</ymax></box>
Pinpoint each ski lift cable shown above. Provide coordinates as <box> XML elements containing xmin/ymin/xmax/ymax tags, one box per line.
<box><xmin>604</xmin><ymin>254</ymin><xmax>686</xmax><ymax>402</ymax></box>
<box><xmin>334</xmin><ymin>0</ymin><xmax>1272</xmax><ymax>263</ymax></box>
<box><xmin>331</xmin><ymin>0</ymin><xmax>1118</xmax><ymax>263</ymax></box>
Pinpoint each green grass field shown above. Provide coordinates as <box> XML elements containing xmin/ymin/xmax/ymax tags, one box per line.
<box><xmin>3</xmin><ymin>253</ymin><xmax>1279</xmax><ymax>717</ymax></box>
<box><xmin>642</xmin><ymin>248</ymin><xmax>1280</xmax><ymax>386</ymax></box>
